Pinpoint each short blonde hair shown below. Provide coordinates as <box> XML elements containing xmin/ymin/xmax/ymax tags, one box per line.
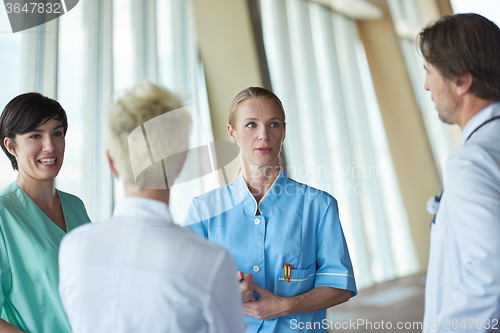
<box><xmin>107</xmin><ymin>81</ymin><xmax>191</xmax><ymax>187</ymax></box>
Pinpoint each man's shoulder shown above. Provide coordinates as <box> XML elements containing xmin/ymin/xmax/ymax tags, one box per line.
<box><xmin>462</xmin><ymin>112</ymin><xmax>500</xmax><ymax>150</ymax></box>
<box><xmin>449</xmin><ymin>133</ymin><xmax>500</xmax><ymax>169</ymax></box>
<box><xmin>445</xmin><ymin>136</ymin><xmax>500</xmax><ymax>191</ymax></box>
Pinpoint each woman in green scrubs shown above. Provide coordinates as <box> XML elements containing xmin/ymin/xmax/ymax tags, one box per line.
<box><xmin>0</xmin><ymin>93</ymin><xmax>90</xmax><ymax>332</ymax></box>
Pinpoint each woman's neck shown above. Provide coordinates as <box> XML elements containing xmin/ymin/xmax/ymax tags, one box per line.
<box><xmin>241</xmin><ymin>161</ymin><xmax>281</xmax><ymax>204</ymax></box>
<box><xmin>17</xmin><ymin>173</ymin><xmax>57</xmax><ymax>209</ymax></box>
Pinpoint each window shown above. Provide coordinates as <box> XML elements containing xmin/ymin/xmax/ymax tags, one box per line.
<box><xmin>0</xmin><ymin>10</ymin><xmax>22</xmax><ymax>188</ymax></box>
<box><xmin>0</xmin><ymin>0</ymin><xmax>215</xmax><ymax>224</ymax></box>
<box><xmin>387</xmin><ymin>0</ymin><xmax>456</xmax><ymax>178</ymax></box>
<box><xmin>261</xmin><ymin>0</ymin><xmax>418</xmax><ymax>288</ymax></box>
<box><xmin>451</xmin><ymin>0</ymin><xmax>500</xmax><ymax>26</ymax></box>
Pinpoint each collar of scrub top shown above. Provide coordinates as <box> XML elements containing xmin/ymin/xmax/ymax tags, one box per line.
<box><xmin>235</xmin><ymin>166</ymin><xmax>288</xmax><ymax>216</ymax></box>
<box><xmin>430</xmin><ymin>101</ymin><xmax>500</xmax><ymax>224</ymax></box>
<box><xmin>110</xmin><ymin>196</ymin><xmax>174</xmax><ymax>226</ymax></box>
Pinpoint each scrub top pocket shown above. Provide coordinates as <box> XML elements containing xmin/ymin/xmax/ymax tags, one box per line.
<box><xmin>275</xmin><ymin>265</ymin><xmax>316</xmax><ymax>298</ymax></box>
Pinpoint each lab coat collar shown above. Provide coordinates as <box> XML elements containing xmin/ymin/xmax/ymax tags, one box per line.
<box><xmin>111</xmin><ymin>196</ymin><xmax>173</xmax><ymax>226</ymax></box>
<box><xmin>235</xmin><ymin>167</ymin><xmax>288</xmax><ymax>215</ymax></box>
<box><xmin>461</xmin><ymin>101</ymin><xmax>500</xmax><ymax>145</ymax></box>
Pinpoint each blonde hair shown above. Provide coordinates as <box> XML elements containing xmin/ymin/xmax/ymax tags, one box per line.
<box><xmin>228</xmin><ymin>87</ymin><xmax>287</xmax><ymax>180</ymax></box>
<box><xmin>107</xmin><ymin>81</ymin><xmax>191</xmax><ymax>187</ymax></box>
<box><xmin>228</xmin><ymin>87</ymin><xmax>286</xmax><ymax>128</ymax></box>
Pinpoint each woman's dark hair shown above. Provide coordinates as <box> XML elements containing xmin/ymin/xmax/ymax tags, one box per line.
<box><xmin>0</xmin><ymin>92</ymin><xmax>68</xmax><ymax>170</ymax></box>
<box><xmin>418</xmin><ymin>13</ymin><xmax>500</xmax><ymax>101</ymax></box>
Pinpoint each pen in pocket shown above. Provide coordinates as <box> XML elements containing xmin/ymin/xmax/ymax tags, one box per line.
<box><xmin>283</xmin><ymin>263</ymin><xmax>291</xmax><ymax>282</ymax></box>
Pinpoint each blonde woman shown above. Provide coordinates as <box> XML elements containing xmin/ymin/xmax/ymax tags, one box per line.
<box><xmin>58</xmin><ymin>81</ymin><xmax>245</xmax><ymax>333</ymax></box>
<box><xmin>183</xmin><ymin>87</ymin><xmax>357</xmax><ymax>333</ymax></box>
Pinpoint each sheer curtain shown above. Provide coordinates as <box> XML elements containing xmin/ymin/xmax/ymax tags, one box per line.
<box><xmin>0</xmin><ymin>0</ymin><xmax>216</xmax><ymax>224</ymax></box>
<box><xmin>387</xmin><ymin>0</ymin><xmax>455</xmax><ymax>178</ymax></box>
<box><xmin>155</xmin><ymin>0</ymin><xmax>220</xmax><ymax>223</ymax></box>
<box><xmin>260</xmin><ymin>0</ymin><xmax>418</xmax><ymax>288</ymax></box>
<box><xmin>0</xmin><ymin>12</ymin><xmax>59</xmax><ymax>187</ymax></box>
<box><xmin>0</xmin><ymin>10</ymin><xmax>22</xmax><ymax>188</ymax></box>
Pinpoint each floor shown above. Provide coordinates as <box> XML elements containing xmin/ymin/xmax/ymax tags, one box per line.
<box><xmin>325</xmin><ymin>274</ymin><xmax>426</xmax><ymax>332</ymax></box>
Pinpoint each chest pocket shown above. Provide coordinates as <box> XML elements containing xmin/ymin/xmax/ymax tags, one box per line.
<box><xmin>274</xmin><ymin>264</ymin><xmax>316</xmax><ymax>298</ymax></box>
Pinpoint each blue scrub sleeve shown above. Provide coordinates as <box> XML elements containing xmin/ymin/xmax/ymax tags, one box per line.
<box><xmin>182</xmin><ymin>200</ymin><xmax>207</xmax><ymax>238</ymax></box>
<box><xmin>314</xmin><ymin>198</ymin><xmax>357</xmax><ymax>297</ymax></box>
<box><xmin>207</xmin><ymin>249</ymin><xmax>245</xmax><ymax>333</ymax></box>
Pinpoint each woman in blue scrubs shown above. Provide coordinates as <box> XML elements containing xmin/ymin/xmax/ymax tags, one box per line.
<box><xmin>183</xmin><ymin>87</ymin><xmax>357</xmax><ymax>332</ymax></box>
<box><xmin>0</xmin><ymin>93</ymin><xmax>90</xmax><ymax>332</ymax></box>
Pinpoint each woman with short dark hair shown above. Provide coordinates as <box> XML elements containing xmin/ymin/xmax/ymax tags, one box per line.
<box><xmin>0</xmin><ymin>92</ymin><xmax>90</xmax><ymax>332</ymax></box>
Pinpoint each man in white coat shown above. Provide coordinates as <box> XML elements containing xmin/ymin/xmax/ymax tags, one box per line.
<box><xmin>419</xmin><ymin>14</ymin><xmax>500</xmax><ymax>333</ymax></box>
<box><xmin>58</xmin><ymin>81</ymin><xmax>245</xmax><ymax>333</ymax></box>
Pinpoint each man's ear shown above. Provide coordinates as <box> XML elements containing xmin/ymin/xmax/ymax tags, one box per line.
<box><xmin>4</xmin><ymin>137</ymin><xmax>16</xmax><ymax>157</ymax></box>
<box><xmin>228</xmin><ymin>124</ymin><xmax>237</xmax><ymax>144</ymax></box>
<box><xmin>456</xmin><ymin>72</ymin><xmax>473</xmax><ymax>96</ymax></box>
<box><xmin>106</xmin><ymin>150</ymin><xmax>118</xmax><ymax>178</ymax></box>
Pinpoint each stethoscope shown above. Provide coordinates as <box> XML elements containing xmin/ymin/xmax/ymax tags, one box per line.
<box><xmin>427</xmin><ymin>115</ymin><xmax>500</xmax><ymax>223</ymax></box>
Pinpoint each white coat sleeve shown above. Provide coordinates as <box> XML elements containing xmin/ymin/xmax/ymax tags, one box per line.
<box><xmin>206</xmin><ymin>249</ymin><xmax>245</xmax><ymax>333</ymax></box>
<box><xmin>441</xmin><ymin>148</ymin><xmax>500</xmax><ymax>323</ymax></box>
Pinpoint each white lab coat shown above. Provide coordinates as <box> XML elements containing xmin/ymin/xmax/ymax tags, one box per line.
<box><xmin>59</xmin><ymin>196</ymin><xmax>245</xmax><ymax>333</ymax></box>
<box><xmin>424</xmin><ymin>102</ymin><xmax>500</xmax><ymax>332</ymax></box>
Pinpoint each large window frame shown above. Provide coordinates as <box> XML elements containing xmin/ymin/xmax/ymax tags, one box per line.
<box><xmin>260</xmin><ymin>0</ymin><xmax>419</xmax><ymax>288</ymax></box>
<box><xmin>0</xmin><ymin>0</ymin><xmax>216</xmax><ymax>224</ymax></box>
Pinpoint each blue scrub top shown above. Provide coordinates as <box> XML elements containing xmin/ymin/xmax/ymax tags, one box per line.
<box><xmin>183</xmin><ymin>168</ymin><xmax>357</xmax><ymax>333</ymax></box>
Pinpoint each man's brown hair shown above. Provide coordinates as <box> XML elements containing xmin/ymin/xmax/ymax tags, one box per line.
<box><xmin>418</xmin><ymin>13</ymin><xmax>500</xmax><ymax>101</ymax></box>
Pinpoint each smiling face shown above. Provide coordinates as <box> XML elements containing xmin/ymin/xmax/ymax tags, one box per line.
<box><xmin>4</xmin><ymin>118</ymin><xmax>65</xmax><ymax>183</ymax></box>
<box><xmin>228</xmin><ymin>98</ymin><xmax>285</xmax><ymax>171</ymax></box>
<box><xmin>424</xmin><ymin>61</ymin><xmax>459</xmax><ymax>125</ymax></box>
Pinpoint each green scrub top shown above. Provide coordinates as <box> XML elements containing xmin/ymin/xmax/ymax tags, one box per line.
<box><xmin>0</xmin><ymin>181</ymin><xmax>90</xmax><ymax>332</ymax></box>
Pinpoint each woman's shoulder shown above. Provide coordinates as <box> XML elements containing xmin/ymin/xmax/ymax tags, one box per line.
<box><xmin>285</xmin><ymin>177</ymin><xmax>336</xmax><ymax>203</ymax></box>
<box><xmin>188</xmin><ymin>181</ymin><xmax>240</xmax><ymax>221</ymax></box>
<box><xmin>0</xmin><ymin>181</ymin><xmax>22</xmax><ymax>208</ymax></box>
<box><xmin>0</xmin><ymin>181</ymin><xmax>19</xmax><ymax>197</ymax></box>
<box><xmin>56</xmin><ymin>189</ymin><xmax>85</xmax><ymax>204</ymax></box>
<box><xmin>56</xmin><ymin>189</ymin><xmax>89</xmax><ymax>215</ymax></box>
<box><xmin>192</xmin><ymin>181</ymin><xmax>235</xmax><ymax>203</ymax></box>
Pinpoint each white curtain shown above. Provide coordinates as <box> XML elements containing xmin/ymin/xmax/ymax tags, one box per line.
<box><xmin>387</xmin><ymin>0</ymin><xmax>455</xmax><ymax>178</ymax></box>
<box><xmin>260</xmin><ymin>0</ymin><xmax>419</xmax><ymax>288</ymax></box>
<box><xmin>0</xmin><ymin>0</ymin><xmax>217</xmax><ymax>224</ymax></box>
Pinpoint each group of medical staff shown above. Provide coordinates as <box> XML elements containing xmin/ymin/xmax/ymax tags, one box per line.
<box><xmin>0</xmin><ymin>11</ymin><xmax>500</xmax><ymax>333</ymax></box>
<box><xmin>0</xmin><ymin>83</ymin><xmax>356</xmax><ymax>333</ymax></box>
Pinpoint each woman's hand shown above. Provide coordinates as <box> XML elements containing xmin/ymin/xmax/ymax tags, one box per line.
<box><xmin>242</xmin><ymin>284</ymin><xmax>293</xmax><ymax>320</ymax></box>
<box><xmin>237</xmin><ymin>271</ymin><xmax>255</xmax><ymax>302</ymax></box>
<box><xmin>242</xmin><ymin>285</ymin><xmax>351</xmax><ymax>321</ymax></box>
